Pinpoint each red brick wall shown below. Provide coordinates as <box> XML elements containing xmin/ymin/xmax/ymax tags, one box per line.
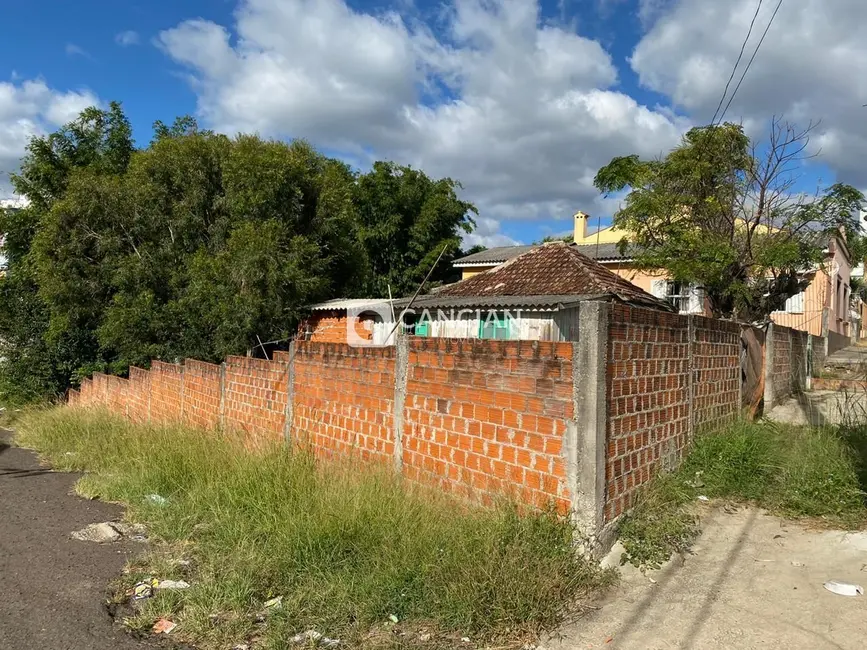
<box><xmin>606</xmin><ymin>305</ymin><xmax>691</xmax><ymax>521</ymax></box>
<box><xmin>223</xmin><ymin>356</ymin><xmax>288</xmax><ymax>446</ymax></box>
<box><xmin>403</xmin><ymin>338</ymin><xmax>573</xmax><ymax>512</ymax></box>
<box><xmin>292</xmin><ymin>342</ymin><xmax>395</xmax><ymax>462</ymax></box>
<box><xmin>127</xmin><ymin>367</ymin><xmax>151</xmax><ymax>423</ymax></box>
<box><xmin>183</xmin><ymin>360</ymin><xmax>222</xmax><ymax>430</ymax></box>
<box><xmin>149</xmin><ymin>361</ymin><xmax>184</xmax><ymax>423</ymax></box>
<box><xmin>299</xmin><ymin>311</ymin><xmax>376</xmax><ymax>344</ymax></box>
<box><xmin>693</xmin><ymin>316</ymin><xmax>741</xmax><ymax>430</ymax></box>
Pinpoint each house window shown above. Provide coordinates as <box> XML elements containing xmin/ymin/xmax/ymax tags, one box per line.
<box><xmin>783</xmin><ymin>291</ymin><xmax>805</xmax><ymax>314</ymax></box>
<box><xmin>651</xmin><ymin>280</ymin><xmax>703</xmax><ymax>314</ymax></box>
<box><xmin>479</xmin><ymin>312</ymin><xmax>513</xmax><ymax>340</ymax></box>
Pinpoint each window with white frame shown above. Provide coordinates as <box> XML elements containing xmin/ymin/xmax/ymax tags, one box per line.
<box><xmin>650</xmin><ymin>280</ymin><xmax>704</xmax><ymax>314</ymax></box>
<box><xmin>783</xmin><ymin>291</ymin><xmax>805</xmax><ymax>314</ymax></box>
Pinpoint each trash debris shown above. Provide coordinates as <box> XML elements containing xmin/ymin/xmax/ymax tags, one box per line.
<box><xmin>130</xmin><ymin>579</ymin><xmax>158</xmax><ymax>600</ymax></box>
<box><xmin>388</xmin><ymin>614</ymin><xmax>399</xmax><ymax>624</ymax></box>
<box><xmin>145</xmin><ymin>494</ymin><xmax>168</xmax><ymax>506</ymax></box>
<box><xmin>685</xmin><ymin>471</ymin><xmax>705</xmax><ymax>488</ymax></box>
<box><xmin>290</xmin><ymin>630</ymin><xmax>340</xmax><ymax>647</ymax></box>
<box><xmin>823</xmin><ymin>580</ymin><xmax>864</xmax><ymax>597</ymax></box>
<box><xmin>156</xmin><ymin>579</ymin><xmax>190</xmax><ymax>590</ymax></box>
<box><xmin>419</xmin><ymin>632</ymin><xmax>432</xmax><ymax>642</ymax></box>
<box><xmin>461</xmin><ymin>637</ymin><xmax>471</xmax><ymax>643</ymax></box>
<box><xmin>696</xmin><ymin>495</ymin><xmax>709</xmax><ymax>502</ymax></box>
<box><xmin>71</xmin><ymin>522</ymin><xmax>121</xmax><ymax>544</ymax></box>
<box><xmin>232</xmin><ymin>645</ymin><xmax>250</xmax><ymax>650</ymax></box>
<box><xmin>791</xmin><ymin>561</ymin><xmax>805</xmax><ymax>568</ymax></box>
<box><xmin>152</xmin><ymin>618</ymin><xmax>177</xmax><ymax>634</ymax></box>
<box><xmin>263</xmin><ymin>596</ymin><xmax>283</xmax><ymax>610</ymax></box>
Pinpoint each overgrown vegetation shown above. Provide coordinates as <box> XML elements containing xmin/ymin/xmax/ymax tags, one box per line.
<box><xmin>619</xmin><ymin>420</ymin><xmax>867</xmax><ymax>570</ymax></box>
<box><xmin>17</xmin><ymin>408</ymin><xmax>613</xmax><ymax>649</ymax></box>
<box><xmin>594</xmin><ymin>119</ymin><xmax>866</xmax><ymax>321</ymax></box>
<box><xmin>0</xmin><ymin>104</ymin><xmax>477</xmax><ymax>403</ymax></box>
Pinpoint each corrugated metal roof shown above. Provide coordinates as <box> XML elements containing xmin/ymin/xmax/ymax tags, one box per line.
<box><xmin>307</xmin><ymin>298</ymin><xmax>392</xmax><ymax>311</ymax></box>
<box><xmin>572</xmin><ymin>242</ymin><xmax>635</xmax><ymax>261</ymax></box>
<box><xmin>434</xmin><ymin>241</ymin><xmax>672</xmax><ymax>311</ymax></box>
<box><xmin>453</xmin><ymin>245</ymin><xmax>536</xmax><ymax>265</ymax></box>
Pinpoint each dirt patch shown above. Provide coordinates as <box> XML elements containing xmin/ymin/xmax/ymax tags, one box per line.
<box><xmin>0</xmin><ymin>429</ymin><xmax>153</xmax><ymax>649</ymax></box>
<box><xmin>548</xmin><ymin>505</ymin><xmax>867</xmax><ymax>649</ymax></box>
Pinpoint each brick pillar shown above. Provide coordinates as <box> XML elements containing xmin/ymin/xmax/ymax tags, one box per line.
<box><xmin>218</xmin><ymin>362</ymin><xmax>227</xmax><ymax>429</ymax></box>
<box><xmin>393</xmin><ymin>332</ymin><xmax>409</xmax><ymax>472</ymax></box>
<box><xmin>687</xmin><ymin>315</ymin><xmax>696</xmax><ymax>440</ymax></box>
<box><xmin>571</xmin><ymin>301</ymin><xmax>608</xmax><ymax>550</ymax></box>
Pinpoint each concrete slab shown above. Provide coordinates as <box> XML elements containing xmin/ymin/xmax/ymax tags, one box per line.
<box><xmin>548</xmin><ymin>506</ymin><xmax>867</xmax><ymax>650</ymax></box>
<box><xmin>766</xmin><ymin>390</ymin><xmax>867</xmax><ymax>427</ymax></box>
<box><xmin>825</xmin><ymin>344</ymin><xmax>867</xmax><ymax>368</ymax></box>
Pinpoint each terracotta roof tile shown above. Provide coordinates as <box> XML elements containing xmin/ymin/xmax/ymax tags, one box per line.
<box><xmin>436</xmin><ymin>241</ymin><xmax>671</xmax><ymax>310</ymax></box>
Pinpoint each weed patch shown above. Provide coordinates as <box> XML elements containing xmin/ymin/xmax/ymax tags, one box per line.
<box><xmin>17</xmin><ymin>408</ymin><xmax>613</xmax><ymax>649</ymax></box>
<box><xmin>619</xmin><ymin>420</ymin><xmax>867</xmax><ymax>570</ymax></box>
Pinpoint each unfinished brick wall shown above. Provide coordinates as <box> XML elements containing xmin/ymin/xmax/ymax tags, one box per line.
<box><xmin>223</xmin><ymin>356</ymin><xmax>288</xmax><ymax>446</ymax></box>
<box><xmin>127</xmin><ymin>367</ymin><xmax>151</xmax><ymax>423</ymax></box>
<box><xmin>771</xmin><ymin>325</ymin><xmax>794</xmax><ymax>402</ymax></box>
<box><xmin>183</xmin><ymin>360</ymin><xmax>223</xmax><ymax>431</ymax></box>
<box><xmin>404</xmin><ymin>339</ymin><xmax>573</xmax><ymax>512</ymax></box>
<box><xmin>299</xmin><ymin>311</ymin><xmax>376</xmax><ymax>344</ymax></box>
<box><xmin>606</xmin><ymin>305</ymin><xmax>691</xmax><ymax>521</ymax></box>
<box><xmin>692</xmin><ymin>316</ymin><xmax>741</xmax><ymax>430</ymax></box>
<box><xmin>149</xmin><ymin>361</ymin><xmax>184</xmax><ymax>424</ymax></box>
<box><xmin>292</xmin><ymin>343</ymin><xmax>395</xmax><ymax>463</ymax></box>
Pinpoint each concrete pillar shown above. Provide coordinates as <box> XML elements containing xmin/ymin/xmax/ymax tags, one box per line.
<box><xmin>570</xmin><ymin>301</ymin><xmax>608</xmax><ymax>546</ymax></box>
<box><xmin>764</xmin><ymin>322</ymin><xmax>775</xmax><ymax>411</ymax></box>
<box><xmin>218</xmin><ymin>362</ymin><xmax>227</xmax><ymax>429</ymax></box>
<box><xmin>687</xmin><ymin>315</ymin><xmax>696</xmax><ymax>440</ymax></box>
<box><xmin>283</xmin><ymin>342</ymin><xmax>296</xmax><ymax>444</ymax></box>
<box><xmin>392</xmin><ymin>332</ymin><xmax>409</xmax><ymax>472</ymax></box>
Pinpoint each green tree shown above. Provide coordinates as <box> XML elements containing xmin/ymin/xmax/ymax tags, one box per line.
<box><xmin>0</xmin><ymin>102</ymin><xmax>134</xmax><ymax>401</ymax></box>
<box><xmin>354</xmin><ymin>161</ymin><xmax>476</xmax><ymax>297</ymax></box>
<box><xmin>594</xmin><ymin>119</ymin><xmax>865</xmax><ymax>321</ymax></box>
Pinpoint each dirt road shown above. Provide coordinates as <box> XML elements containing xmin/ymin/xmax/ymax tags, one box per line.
<box><xmin>550</xmin><ymin>506</ymin><xmax>867</xmax><ymax>649</ymax></box>
<box><xmin>0</xmin><ymin>429</ymin><xmax>146</xmax><ymax>650</ymax></box>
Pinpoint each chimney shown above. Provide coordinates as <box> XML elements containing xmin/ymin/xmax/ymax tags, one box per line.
<box><xmin>573</xmin><ymin>211</ymin><xmax>589</xmax><ymax>244</ymax></box>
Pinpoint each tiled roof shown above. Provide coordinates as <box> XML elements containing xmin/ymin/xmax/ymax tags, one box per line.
<box><xmin>435</xmin><ymin>242</ymin><xmax>672</xmax><ymax>310</ymax></box>
<box><xmin>572</xmin><ymin>242</ymin><xmax>636</xmax><ymax>261</ymax></box>
<box><xmin>452</xmin><ymin>245</ymin><xmax>537</xmax><ymax>265</ymax></box>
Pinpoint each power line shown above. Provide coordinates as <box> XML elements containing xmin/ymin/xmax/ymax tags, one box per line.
<box><xmin>717</xmin><ymin>0</ymin><xmax>785</xmax><ymax>125</ymax></box>
<box><xmin>711</xmin><ymin>0</ymin><xmax>764</xmax><ymax>126</ymax></box>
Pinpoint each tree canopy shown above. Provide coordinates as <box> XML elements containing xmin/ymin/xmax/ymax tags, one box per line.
<box><xmin>0</xmin><ymin>105</ymin><xmax>477</xmax><ymax>402</ymax></box>
<box><xmin>594</xmin><ymin>120</ymin><xmax>865</xmax><ymax>321</ymax></box>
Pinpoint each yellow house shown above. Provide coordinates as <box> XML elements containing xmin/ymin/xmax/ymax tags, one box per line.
<box><xmin>453</xmin><ymin>211</ymin><xmax>854</xmax><ymax>341</ymax></box>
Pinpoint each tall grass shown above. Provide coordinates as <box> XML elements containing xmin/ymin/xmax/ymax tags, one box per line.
<box><xmin>17</xmin><ymin>408</ymin><xmax>613</xmax><ymax>649</ymax></box>
<box><xmin>619</xmin><ymin>420</ymin><xmax>867</xmax><ymax>570</ymax></box>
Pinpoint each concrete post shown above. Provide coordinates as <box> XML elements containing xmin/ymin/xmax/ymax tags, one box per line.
<box><xmin>764</xmin><ymin>322</ymin><xmax>775</xmax><ymax>411</ymax></box>
<box><xmin>283</xmin><ymin>342</ymin><xmax>296</xmax><ymax>444</ymax></box>
<box><xmin>570</xmin><ymin>301</ymin><xmax>608</xmax><ymax>547</ymax></box>
<box><xmin>218</xmin><ymin>362</ymin><xmax>227</xmax><ymax>430</ymax></box>
<box><xmin>687</xmin><ymin>315</ymin><xmax>696</xmax><ymax>440</ymax></box>
<box><xmin>392</xmin><ymin>332</ymin><xmax>409</xmax><ymax>472</ymax></box>
<box><xmin>179</xmin><ymin>363</ymin><xmax>186</xmax><ymax>421</ymax></box>
<box><xmin>806</xmin><ymin>335</ymin><xmax>813</xmax><ymax>391</ymax></box>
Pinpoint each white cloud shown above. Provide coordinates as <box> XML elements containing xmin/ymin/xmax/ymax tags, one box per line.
<box><xmin>65</xmin><ymin>43</ymin><xmax>91</xmax><ymax>59</ymax></box>
<box><xmin>158</xmin><ymin>0</ymin><xmax>687</xmax><ymax>244</ymax></box>
<box><xmin>0</xmin><ymin>79</ymin><xmax>99</xmax><ymax>195</ymax></box>
<box><xmin>631</xmin><ymin>0</ymin><xmax>867</xmax><ymax>188</ymax></box>
<box><xmin>115</xmin><ymin>30</ymin><xmax>140</xmax><ymax>47</ymax></box>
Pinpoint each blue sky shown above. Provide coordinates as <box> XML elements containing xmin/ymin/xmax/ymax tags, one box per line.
<box><xmin>1</xmin><ymin>0</ymin><xmax>861</xmax><ymax>246</ymax></box>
